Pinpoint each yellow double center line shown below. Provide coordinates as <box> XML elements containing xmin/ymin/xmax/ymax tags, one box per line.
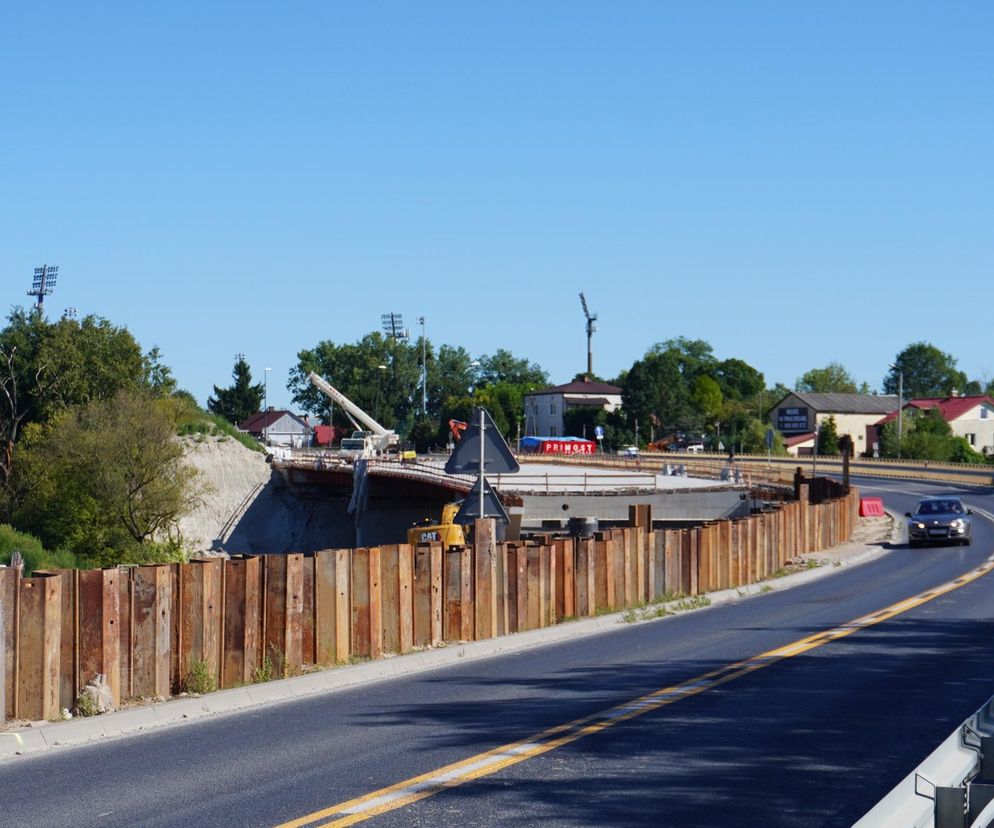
<box><xmin>278</xmin><ymin>554</ymin><xmax>994</xmax><ymax>828</ymax></box>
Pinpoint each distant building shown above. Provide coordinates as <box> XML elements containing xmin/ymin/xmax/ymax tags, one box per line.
<box><xmin>524</xmin><ymin>378</ymin><xmax>622</xmax><ymax>438</ymax></box>
<box><xmin>869</xmin><ymin>395</ymin><xmax>994</xmax><ymax>456</ymax></box>
<box><xmin>769</xmin><ymin>392</ymin><xmax>900</xmax><ymax>456</ymax></box>
<box><xmin>239</xmin><ymin>408</ymin><xmax>313</xmax><ymax>448</ymax></box>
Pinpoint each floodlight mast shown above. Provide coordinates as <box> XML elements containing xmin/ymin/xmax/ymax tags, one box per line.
<box><xmin>28</xmin><ymin>265</ymin><xmax>58</xmax><ymax>308</ymax></box>
<box><xmin>380</xmin><ymin>313</ymin><xmax>407</xmax><ymax>341</ymax></box>
<box><xmin>579</xmin><ymin>292</ymin><xmax>597</xmax><ymax>378</ymax></box>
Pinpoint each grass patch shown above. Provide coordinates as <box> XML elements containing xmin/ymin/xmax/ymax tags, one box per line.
<box><xmin>252</xmin><ymin>644</ymin><xmax>288</xmax><ymax>683</ymax></box>
<box><xmin>174</xmin><ymin>403</ymin><xmax>264</xmax><ymax>453</ymax></box>
<box><xmin>0</xmin><ymin>524</ymin><xmax>78</xmax><ymax>576</ymax></box>
<box><xmin>621</xmin><ymin>593</ymin><xmax>709</xmax><ymax>623</ymax></box>
<box><xmin>760</xmin><ymin>584</ymin><xmax>774</xmax><ymax>593</ymax></box>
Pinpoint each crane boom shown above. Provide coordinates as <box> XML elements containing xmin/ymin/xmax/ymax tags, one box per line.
<box><xmin>308</xmin><ymin>372</ymin><xmax>389</xmax><ymax>437</ymax></box>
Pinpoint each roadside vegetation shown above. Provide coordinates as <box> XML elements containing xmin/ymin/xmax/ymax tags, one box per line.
<box><xmin>0</xmin><ymin>308</ymin><xmax>212</xmax><ymax>570</ymax></box>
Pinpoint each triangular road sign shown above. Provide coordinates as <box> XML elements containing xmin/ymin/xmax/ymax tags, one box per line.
<box><xmin>444</xmin><ymin>407</ymin><xmax>519</xmax><ymax>475</ymax></box>
<box><xmin>454</xmin><ymin>475</ymin><xmax>510</xmax><ymax>525</ymax></box>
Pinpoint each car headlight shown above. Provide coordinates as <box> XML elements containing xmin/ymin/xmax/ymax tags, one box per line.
<box><xmin>914</xmin><ymin>522</ymin><xmax>926</xmax><ymax>530</ymax></box>
<box><xmin>950</xmin><ymin>519</ymin><xmax>965</xmax><ymax>530</ymax></box>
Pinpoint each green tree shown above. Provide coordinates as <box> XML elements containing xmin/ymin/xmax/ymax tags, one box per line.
<box><xmin>797</xmin><ymin>362</ymin><xmax>858</xmax><ymax>394</ymax></box>
<box><xmin>884</xmin><ymin>343</ymin><xmax>967</xmax><ymax>398</ymax></box>
<box><xmin>714</xmin><ymin>358</ymin><xmax>764</xmax><ymax>401</ymax></box>
<box><xmin>476</xmin><ymin>349</ymin><xmax>548</xmax><ymax>387</ymax></box>
<box><xmin>690</xmin><ymin>375</ymin><xmax>723</xmax><ymax>423</ymax></box>
<box><xmin>208</xmin><ymin>356</ymin><xmax>264</xmax><ymax>425</ymax></box>
<box><xmin>647</xmin><ymin>337</ymin><xmax>716</xmax><ymax>383</ymax></box>
<box><xmin>621</xmin><ymin>351</ymin><xmax>690</xmax><ymax>434</ymax></box>
<box><xmin>817</xmin><ymin>416</ymin><xmax>840</xmax><ymax>456</ymax></box>
<box><xmin>0</xmin><ymin>309</ymin><xmax>150</xmax><ymax>489</ymax></box>
<box><xmin>428</xmin><ymin>345</ymin><xmax>475</xmax><ymax>414</ymax></box>
<box><xmin>290</xmin><ymin>332</ymin><xmax>421</xmax><ymax>431</ymax></box>
<box><xmin>12</xmin><ymin>391</ymin><xmax>204</xmax><ymax>566</ymax></box>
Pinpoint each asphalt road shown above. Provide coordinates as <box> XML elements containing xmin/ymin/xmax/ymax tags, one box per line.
<box><xmin>3</xmin><ymin>476</ymin><xmax>993</xmax><ymax>827</ymax></box>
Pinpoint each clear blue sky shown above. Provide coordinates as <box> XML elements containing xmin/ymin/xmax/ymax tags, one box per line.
<box><xmin>4</xmin><ymin>3</ymin><xmax>992</xmax><ymax>409</ymax></box>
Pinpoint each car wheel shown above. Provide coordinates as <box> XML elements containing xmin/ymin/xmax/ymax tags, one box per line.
<box><xmin>962</xmin><ymin>538</ymin><xmax>972</xmax><ymax>547</ymax></box>
<box><xmin>909</xmin><ymin>540</ymin><xmax>920</xmax><ymax>549</ymax></box>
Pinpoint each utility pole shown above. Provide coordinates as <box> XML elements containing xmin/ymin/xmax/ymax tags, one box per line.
<box><xmin>578</xmin><ymin>292</ymin><xmax>597</xmax><ymax>378</ymax></box>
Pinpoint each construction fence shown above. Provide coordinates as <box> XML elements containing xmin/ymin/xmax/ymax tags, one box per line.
<box><xmin>1</xmin><ymin>479</ymin><xmax>859</xmax><ymax>722</ymax></box>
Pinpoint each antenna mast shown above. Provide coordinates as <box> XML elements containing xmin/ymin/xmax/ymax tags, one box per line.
<box><xmin>578</xmin><ymin>292</ymin><xmax>597</xmax><ymax>378</ymax></box>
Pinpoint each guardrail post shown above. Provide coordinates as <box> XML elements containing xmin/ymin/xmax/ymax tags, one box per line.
<box><xmin>934</xmin><ymin>786</ymin><xmax>967</xmax><ymax>828</ymax></box>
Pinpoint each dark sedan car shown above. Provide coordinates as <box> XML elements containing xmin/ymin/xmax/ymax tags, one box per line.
<box><xmin>906</xmin><ymin>497</ymin><xmax>973</xmax><ymax>547</ymax></box>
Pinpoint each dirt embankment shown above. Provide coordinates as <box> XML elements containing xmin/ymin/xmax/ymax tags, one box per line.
<box><xmin>176</xmin><ymin>436</ymin><xmax>355</xmax><ymax>555</ymax></box>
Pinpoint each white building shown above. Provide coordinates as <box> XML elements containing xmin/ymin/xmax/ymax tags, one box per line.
<box><xmin>770</xmin><ymin>392</ymin><xmax>900</xmax><ymax>456</ymax></box>
<box><xmin>524</xmin><ymin>378</ymin><xmax>623</xmax><ymax>438</ymax></box>
<box><xmin>239</xmin><ymin>408</ymin><xmax>313</xmax><ymax>448</ymax></box>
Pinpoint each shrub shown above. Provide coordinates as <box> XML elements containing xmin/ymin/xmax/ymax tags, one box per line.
<box><xmin>184</xmin><ymin>659</ymin><xmax>217</xmax><ymax>695</ymax></box>
<box><xmin>0</xmin><ymin>525</ymin><xmax>77</xmax><ymax>575</ymax></box>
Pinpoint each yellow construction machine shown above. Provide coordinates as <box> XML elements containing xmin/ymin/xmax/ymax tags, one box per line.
<box><xmin>407</xmin><ymin>501</ymin><xmax>467</xmax><ymax>549</ymax></box>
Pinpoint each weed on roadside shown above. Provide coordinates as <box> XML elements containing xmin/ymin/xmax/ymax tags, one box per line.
<box><xmin>184</xmin><ymin>659</ymin><xmax>217</xmax><ymax>695</ymax></box>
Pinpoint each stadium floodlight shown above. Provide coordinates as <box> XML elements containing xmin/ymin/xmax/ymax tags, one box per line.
<box><xmin>380</xmin><ymin>313</ymin><xmax>408</xmax><ymax>340</ymax></box>
<box><xmin>28</xmin><ymin>265</ymin><xmax>58</xmax><ymax>307</ymax></box>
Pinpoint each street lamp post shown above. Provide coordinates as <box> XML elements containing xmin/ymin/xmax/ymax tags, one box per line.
<box><xmin>889</xmin><ymin>364</ymin><xmax>904</xmax><ymax>458</ymax></box>
<box><xmin>418</xmin><ymin>316</ymin><xmax>427</xmax><ymax>416</ymax></box>
<box><xmin>264</xmin><ymin>367</ymin><xmax>271</xmax><ymax>444</ymax></box>
<box><xmin>374</xmin><ymin>364</ymin><xmax>387</xmax><ymax>422</ymax></box>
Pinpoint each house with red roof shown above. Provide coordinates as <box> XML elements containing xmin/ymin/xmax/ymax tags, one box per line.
<box><xmin>523</xmin><ymin>378</ymin><xmax>623</xmax><ymax>438</ymax></box>
<box><xmin>867</xmin><ymin>395</ymin><xmax>994</xmax><ymax>456</ymax></box>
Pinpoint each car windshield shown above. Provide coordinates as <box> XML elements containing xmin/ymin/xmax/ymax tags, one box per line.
<box><xmin>915</xmin><ymin>500</ymin><xmax>962</xmax><ymax>515</ymax></box>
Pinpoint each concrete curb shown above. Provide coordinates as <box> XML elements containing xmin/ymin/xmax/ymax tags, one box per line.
<box><xmin>0</xmin><ymin>533</ymin><xmax>892</xmax><ymax>761</ymax></box>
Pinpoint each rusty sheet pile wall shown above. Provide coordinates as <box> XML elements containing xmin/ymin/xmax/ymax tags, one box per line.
<box><xmin>1</xmin><ymin>482</ymin><xmax>858</xmax><ymax>721</ymax></box>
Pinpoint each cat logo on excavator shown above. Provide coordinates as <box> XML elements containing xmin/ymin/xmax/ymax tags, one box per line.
<box><xmin>406</xmin><ymin>502</ymin><xmax>466</xmax><ymax>550</ymax></box>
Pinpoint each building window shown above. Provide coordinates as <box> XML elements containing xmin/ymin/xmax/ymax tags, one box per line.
<box><xmin>550</xmin><ymin>401</ymin><xmax>556</xmax><ymax>415</ymax></box>
<box><xmin>982</xmin><ymin>408</ymin><xmax>989</xmax><ymax>420</ymax></box>
<box><xmin>550</xmin><ymin>425</ymin><xmax>557</xmax><ymax>436</ymax></box>
<box><xmin>967</xmin><ymin>433</ymin><xmax>976</xmax><ymax>446</ymax></box>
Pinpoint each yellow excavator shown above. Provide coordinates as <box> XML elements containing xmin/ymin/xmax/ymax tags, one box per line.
<box><xmin>407</xmin><ymin>501</ymin><xmax>467</xmax><ymax>549</ymax></box>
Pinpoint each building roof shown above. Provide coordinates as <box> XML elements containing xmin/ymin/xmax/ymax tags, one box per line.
<box><xmin>528</xmin><ymin>378</ymin><xmax>622</xmax><ymax>396</ymax></box>
<box><xmin>239</xmin><ymin>409</ymin><xmax>310</xmax><ymax>432</ymax></box>
<box><xmin>784</xmin><ymin>432</ymin><xmax>816</xmax><ymax>448</ymax></box>
<box><xmin>777</xmin><ymin>392</ymin><xmax>900</xmax><ymax>415</ymax></box>
<box><xmin>874</xmin><ymin>395</ymin><xmax>994</xmax><ymax>426</ymax></box>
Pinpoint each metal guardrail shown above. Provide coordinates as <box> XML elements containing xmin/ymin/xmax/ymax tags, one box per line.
<box><xmin>272</xmin><ymin>452</ymin><xmax>733</xmax><ymax>495</ymax></box>
<box><xmin>521</xmin><ymin>451</ymin><xmax>994</xmax><ymax>488</ymax></box>
<box><xmin>855</xmin><ymin>690</ymin><xmax>994</xmax><ymax>827</ymax></box>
